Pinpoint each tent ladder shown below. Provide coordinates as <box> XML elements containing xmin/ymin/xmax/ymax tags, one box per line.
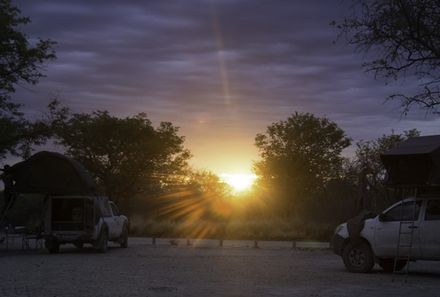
<box><xmin>392</xmin><ymin>188</ymin><xmax>418</xmax><ymax>282</ymax></box>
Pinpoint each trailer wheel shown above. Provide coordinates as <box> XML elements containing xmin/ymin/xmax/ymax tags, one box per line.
<box><xmin>94</xmin><ymin>227</ymin><xmax>108</xmax><ymax>253</ymax></box>
<box><xmin>45</xmin><ymin>237</ymin><xmax>60</xmax><ymax>254</ymax></box>
<box><xmin>74</xmin><ymin>243</ymin><xmax>84</xmax><ymax>249</ymax></box>
<box><xmin>342</xmin><ymin>240</ymin><xmax>374</xmax><ymax>273</ymax></box>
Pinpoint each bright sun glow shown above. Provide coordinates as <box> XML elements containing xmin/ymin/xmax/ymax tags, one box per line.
<box><xmin>220</xmin><ymin>173</ymin><xmax>257</xmax><ymax>192</ymax></box>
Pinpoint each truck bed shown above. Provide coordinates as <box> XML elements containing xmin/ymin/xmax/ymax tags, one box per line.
<box><xmin>50</xmin><ymin>197</ymin><xmax>94</xmax><ymax>231</ymax></box>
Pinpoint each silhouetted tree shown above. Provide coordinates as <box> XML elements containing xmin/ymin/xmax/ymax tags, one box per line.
<box><xmin>47</xmin><ymin>101</ymin><xmax>191</xmax><ymax>212</ymax></box>
<box><xmin>334</xmin><ymin>0</ymin><xmax>440</xmax><ymax>113</ymax></box>
<box><xmin>0</xmin><ymin>0</ymin><xmax>55</xmax><ymax>159</ymax></box>
<box><xmin>254</xmin><ymin>112</ymin><xmax>351</xmax><ymax>216</ymax></box>
<box><xmin>354</xmin><ymin>129</ymin><xmax>420</xmax><ymax>211</ymax></box>
<box><xmin>188</xmin><ymin>170</ymin><xmax>232</xmax><ymax>198</ymax></box>
<box><xmin>153</xmin><ymin>170</ymin><xmax>234</xmax><ymax>222</ymax></box>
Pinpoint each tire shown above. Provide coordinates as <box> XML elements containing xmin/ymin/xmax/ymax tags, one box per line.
<box><xmin>94</xmin><ymin>227</ymin><xmax>108</xmax><ymax>253</ymax></box>
<box><xmin>119</xmin><ymin>225</ymin><xmax>128</xmax><ymax>248</ymax></box>
<box><xmin>378</xmin><ymin>258</ymin><xmax>407</xmax><ymax>273</ymax></box>
<box><xmin>74</xmin><ymin>242</ymin><xmax>84</xmax><ymax>249</ymax></box>
<box><xmin>45</xmin><ymin>237</ymin><xmax>60</xmax><ymax>254</ymax></box>
<box><xmin>342</xmin><ymin>241</ymin><xmax>374</xmax><ymax>273</ymax></box>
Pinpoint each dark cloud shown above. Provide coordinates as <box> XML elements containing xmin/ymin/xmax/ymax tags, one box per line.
<box><xmin>11</xmin><ymin>0</ymin><xmax>440</xmax><ymax>173</ymax></box>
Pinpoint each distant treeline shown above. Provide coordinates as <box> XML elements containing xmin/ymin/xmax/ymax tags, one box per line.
<box><xmin>0</xmin><ymin>101</ymin><xmax>421</xmax><ymax>240</ymax></box>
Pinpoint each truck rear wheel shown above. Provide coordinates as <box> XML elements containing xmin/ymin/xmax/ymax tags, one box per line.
<box><xmin>94</xmin><ymin>228</ymin><xmax>108</xmax><ymax>253</ymax></box>
<box><xmin>342</xmin><ymin>241</ymin><xmax>374</xmax><ymax>273</ymax></box>
<box><xmin>378</xmin><ymin>258</ymin><xmax>407</xmax><ymax>273</ymax></box>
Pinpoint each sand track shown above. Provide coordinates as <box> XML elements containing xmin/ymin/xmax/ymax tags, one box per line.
<box><xmin>1</xmin><ymin>237</ymin><xmax>440</xmax><ymax>297</ymax></box>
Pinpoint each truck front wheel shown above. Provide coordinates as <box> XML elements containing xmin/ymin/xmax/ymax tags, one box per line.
<box><xmin>119</xmin><ymin>225</ymin><xmax>128</xmax><ymax>248</ymax></box>
<box><xmin>94</xmin><ymin>227</ymin><xmax>108</xmax><ymax>253</ymax></box>
<box><xmin>342</xmin><ymin>241</ymin><xmax>374</xmax><ymax>273</ymax></box>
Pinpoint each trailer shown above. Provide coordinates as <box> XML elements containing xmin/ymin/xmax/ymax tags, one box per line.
<box><xmin>1</xmin><ymin>151</ymin><xmax>128</xmax><ymax>253</ymax></box>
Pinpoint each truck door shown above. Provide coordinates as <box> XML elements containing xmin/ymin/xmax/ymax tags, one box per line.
<box><xmin>374</xmin><ymin>200</ymin><xmax>422</xmax><ymax>258</ymax></box>
<box><xmin>419</xmin><ymin>199</ymin><xmax>440</xmax><ymax>259</ymax></box>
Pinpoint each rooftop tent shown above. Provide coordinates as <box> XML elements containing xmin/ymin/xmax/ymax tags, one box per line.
<box><xmin>380</xmin><ymin>135</ymin><xmax>440</xmax><ymax>187</ymax></box>
<box><xmin>9</xmin><ymin>151</ymin><xmax>97</xmax><ymax>195</ymax></box>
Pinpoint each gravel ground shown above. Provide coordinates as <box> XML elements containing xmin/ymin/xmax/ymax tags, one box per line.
<box><xmin>1</xmin><ymin>237</ymin><xmax>440</xmax><ymax>297</ymax></box>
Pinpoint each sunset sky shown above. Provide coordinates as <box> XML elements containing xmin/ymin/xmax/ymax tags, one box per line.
<box><xmin>13</xmin><ymin>0</ymin><xmax>440</xmax><ymax>175</ymax></box>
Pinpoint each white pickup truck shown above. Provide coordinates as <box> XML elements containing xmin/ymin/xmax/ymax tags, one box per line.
<box><xmin>44</xmin><ymin>196</ymin><xmax>129</xmax><ymax>253</ymax></box>
<box><xmin>332</xmin><ymin>197</ymin><xmax>440</xmax><ymax>272</ymax></box>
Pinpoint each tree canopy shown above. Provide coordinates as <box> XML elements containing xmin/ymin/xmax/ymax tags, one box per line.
<box><xmin>334</xmin><ymin>0</ymin><xmax>440</xmax><ymax>114</ymax></box>
<box><xmin>0</xmin><ymin>0</ymin><xmax>55</xmax><ymax>108</ymax></box>
<box><xmin>0</xmin><ymin>0</ymin><xmax>55</xmax><ymax>159</ymax></box>
<box><xmin>254</xmin><ymin>112</ymin><xmax>351</xmax><ymax>214</ymax></box>
<box><xmin>47</xmin><ymin>101</ymin><xmax>191</xmax><ymax>212</ymax></box>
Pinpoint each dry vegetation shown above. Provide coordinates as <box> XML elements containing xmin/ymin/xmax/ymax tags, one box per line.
<box><xmin>129</xmin><ymin>216</ymin><xmax>335</xmax><ymax>241</ymax></box>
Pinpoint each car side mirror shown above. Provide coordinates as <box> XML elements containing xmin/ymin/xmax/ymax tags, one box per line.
<box><xmin>378</xmin><ymin>213</ymin><xmax>386</xmax><ymax>222</ymax></box>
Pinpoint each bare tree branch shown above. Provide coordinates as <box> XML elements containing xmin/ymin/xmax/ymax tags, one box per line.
<box><xmin>335</xmin><ymin>0</ymin><xmax>440</xmax><ymax>113</ymax></box>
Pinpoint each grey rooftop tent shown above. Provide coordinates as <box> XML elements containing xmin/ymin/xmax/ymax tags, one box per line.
<box><xmin>380</xmin><ymin>135</ymin><xmax>440</xmax><ymax>187</ymax></box>
<box><xmin>8</xmin><ymin>151</ymin><xmax>97</xmax><ymax>195</ymax></box>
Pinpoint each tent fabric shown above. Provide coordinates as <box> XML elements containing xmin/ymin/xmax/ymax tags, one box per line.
<box><xmin>9</xmin><ymin>151</ymin><xmax>97</xmax><ymax>195</ymax></box>
<box><xmin>382</xmin><ymin>135</ymin><xmax>440</xmax><ymax>156</ymax></box>
<box><xmin>380</xmin><ymin>136</ymin><xmax>440</xmax><ymax>187</ymax></box>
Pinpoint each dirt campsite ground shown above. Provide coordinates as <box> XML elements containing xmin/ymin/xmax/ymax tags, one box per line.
<box><xmin>1</xmin><ymin>237</ymin><xmax>440</xmax><ymax>297</ymax></box>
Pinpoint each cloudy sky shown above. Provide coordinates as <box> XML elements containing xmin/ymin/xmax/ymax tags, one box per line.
<box><xmin>13</xmin><ymin>0</ymin><xmax>440</xmax><ymax>174</ymax></box>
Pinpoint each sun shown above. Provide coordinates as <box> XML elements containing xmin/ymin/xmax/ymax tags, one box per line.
<box><xmin>220</xmin><ymin>173</ymin><xmax>257</xmax><ymax>192</ymax></box>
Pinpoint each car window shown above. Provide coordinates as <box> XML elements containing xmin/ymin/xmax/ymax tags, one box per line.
<box><xmin>110</xmin><ymin>203</ymin><xmax>120</xmax><ymax>216</ymax></box>
<box><xmin>383</xmin><ymin>201</ymin><xmax>421</xmax><ymax>222</ymax></box>
<box><xmin>425</xmin><ymin>200</ymin><xmax>440</xmax><ymax>221</ymax></box>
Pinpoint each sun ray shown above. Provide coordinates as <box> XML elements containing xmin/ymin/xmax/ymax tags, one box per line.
<box><xmin>210</xmin><ymin>5</ymin><xmax>231</xmax><ymax>106</ymax></box>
